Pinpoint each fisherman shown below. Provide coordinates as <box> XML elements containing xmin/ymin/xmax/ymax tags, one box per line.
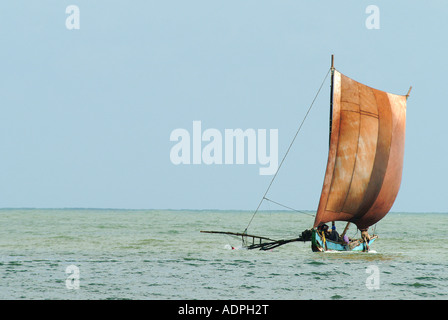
<box><xmin>361</xmin><ymin>230</ymin><xmax>370</xmax><ymax>251</ymax></box>
<box><xmin>318</xmin><ymin>223</ymin><xmax>339</xmax><ymax>241</ymax></box>
<box><xmin>328</xmin><ymin>221</ymin><xmax>340</xmax><ymax>242</ymax></box>
<box><xmin>317</xmin><ymin>224</ymin><xmax>330</xmax><ymax>237</ymax></box>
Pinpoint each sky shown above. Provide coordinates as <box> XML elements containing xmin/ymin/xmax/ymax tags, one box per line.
<box><xmin>0</xmin><ymin>1</ymin><xmax>447</xmax><ymax>212</ymax></box>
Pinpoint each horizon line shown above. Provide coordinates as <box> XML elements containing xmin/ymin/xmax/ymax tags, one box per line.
<box><xmin>0</xmin><ymin>207</ymin><xmax>446</xmax><ymax>214</ymax></box>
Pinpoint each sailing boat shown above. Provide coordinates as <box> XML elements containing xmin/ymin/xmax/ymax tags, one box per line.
<box><xmin>310</xmin><ymin>55</ymin><xmax>410</xmax><ymax>252</ymax></box>
<box><xmin>202</xmin><ymin>55</ymin><xmax>411</xmax><ymax>252</ymax></box>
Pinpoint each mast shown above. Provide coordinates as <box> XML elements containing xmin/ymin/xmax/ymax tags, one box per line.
<box><xmin>406</xmin><ymin>86</ymin><xmax>412</xmax><ymax>100</ymax></box>
<box><xmin>329</xmin><ymin>55</ymin><xmax>335</xmax><ymax>145</ymax></box>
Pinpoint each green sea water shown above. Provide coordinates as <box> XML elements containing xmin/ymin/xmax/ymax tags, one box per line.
<box><xmin>0</xmin><ymin>209</ymin><xmax>447</xmax><ymax>300</ymax></box>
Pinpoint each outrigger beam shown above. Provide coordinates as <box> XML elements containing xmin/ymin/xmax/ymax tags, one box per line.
<box><xmin>200</xmin><ymin>230</ymin><xmax>275</xmax><ymax>242</ymax></box>
<box><xmin>200</xmin><ymin>230</ymin><xmax>276</xmax><ymax>248</ymax></box>
<box><xmin>201</xmin><ymin>229</ymin><xmax>312</xmax><ymax>251</ymax></box>
<box><xmin>247</xmin><ymin>237</ymin><xmax>304</xmax><ymax>251</ymax></box>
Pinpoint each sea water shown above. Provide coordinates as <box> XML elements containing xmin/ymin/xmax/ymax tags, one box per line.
<box><xmin>0</xmin><ymin>209</ymin><xmax>447</xmax><ymax>300</ymax></box>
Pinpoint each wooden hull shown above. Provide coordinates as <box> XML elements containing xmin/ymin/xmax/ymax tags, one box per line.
<box><xmin>311</xmin><ymin>229</ymin><xmax>377</xmax><ymax>252</ymax></box>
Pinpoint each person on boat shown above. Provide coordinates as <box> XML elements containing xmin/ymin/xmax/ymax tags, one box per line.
<box><xmin>328</xmin><ymin>221</ymin><xmax>340</xmax><ymax>242</ymax></box>
<box><xmin>361</xmin><ymin>230</ymin><xmax>370</xmax><ymax>251</ymax></box>
<box><xmin>318</xmin><ymin>223</ymin><xmax>339</xmax><ymax>241</ymax></box>
<box><xmin>317</xmin><ymin>224</ymin><xmax>330</xmax><ymax>237</ymax></box>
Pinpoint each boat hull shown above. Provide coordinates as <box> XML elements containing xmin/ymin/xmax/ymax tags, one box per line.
<box><xmin>311</xmin><ymin>228</ymin><xmax>377</xmax><ymax>252</ymax></box>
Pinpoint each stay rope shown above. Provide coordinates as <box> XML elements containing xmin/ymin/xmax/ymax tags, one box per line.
<box><xmin>262</xmin><ymin>197</ymin><xmax>315</xmax><ymax>217</ymax></box>
<box><xmin>244</xmin><ymin>67</ymin><xmax>331</xmax><ymax>234</ymax></box>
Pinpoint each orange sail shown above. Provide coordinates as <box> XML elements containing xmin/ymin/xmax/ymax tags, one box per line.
<box><xmin>313</xmin><ymin>69</ymin><xmax>408</xmax><ymax>231</ymax></box>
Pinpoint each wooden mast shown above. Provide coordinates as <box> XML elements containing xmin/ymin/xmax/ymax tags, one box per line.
<box><xmin>329</xmin><ymin>54</ymin><xmax>335</xmax><ymax>145</ymax></box>
<box><xmin>328</xmin><ymin>54</ymin><xmax>335</xmax><ymax>228</ymax></box>
<box><xmin>406</xmin><ymin>86</ymin><xmax>412</xmax><ymax>100</ymax></box>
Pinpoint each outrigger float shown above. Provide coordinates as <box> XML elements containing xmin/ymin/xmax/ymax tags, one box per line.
<box><xmin>202</xmin><ymin>55</ymin><xmax>411</xmax><ymax>252</ymax></box>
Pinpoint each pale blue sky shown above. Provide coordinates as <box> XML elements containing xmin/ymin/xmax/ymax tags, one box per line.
<box><xmin>0</xmin><ymin>1</ymin><xmax>447</xmax><ymax>212</ymax></box>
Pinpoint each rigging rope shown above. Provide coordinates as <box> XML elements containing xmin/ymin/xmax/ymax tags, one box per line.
<box><xmin>244</xmin><ymin>67</ymin><xmax>331</xmax><ymax>234</ymax></box>
<box><xmin>263</xmin><ymin>197</ymin><xmax>315</xmax><ymax>217</ymax></box>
